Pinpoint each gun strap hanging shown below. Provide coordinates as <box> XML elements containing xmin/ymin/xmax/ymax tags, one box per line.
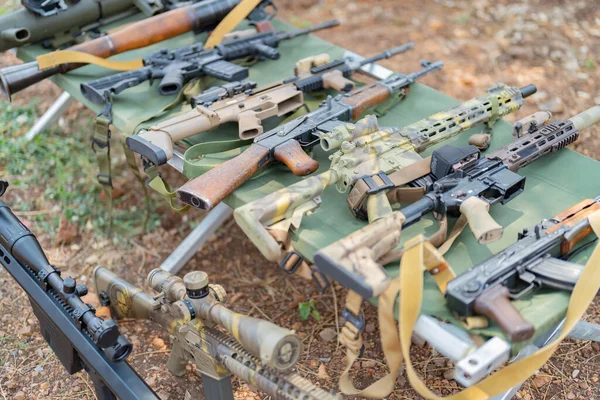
<box><xmin>396</xmin><ymin>211</ymin><xmax>600</xmax><ymax>400</ymax></box>
<box><xmin>92</xmin><ymin>100</ymin><xmax>114</xmax><ymax>230</ymax></box>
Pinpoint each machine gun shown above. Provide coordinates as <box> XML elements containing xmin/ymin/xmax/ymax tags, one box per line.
<box><xmin>314</xmin><ymin>105</ymin><xmax>600</xmax><ymax>299</ymax></box>
<box><xmin>445</xmin><ymin>197</ymin><xmax>600</xmax><ymax>342</ymax></box>
<box><xmin>126</xmin><ymin>43</ymin><xmax>414</xmax><ymax>165</ymax></box>
<box><xmin>93</xmin><ymin>267</ymin><xmax>339</xmax><ymax>400</ymax></box>
<box><xmin>233</xmin><ymin>83</ymin><xmax>536</xmax><ymax>265</ymax></box>
<box><xmin>0</xmin><ymin>188</ymin><xmax>156</xmax><ymax>400</ymax></box>
<box><xmin>79</xmin><ymin>20</ymin><xmax>340</xmax><ymax>104</ymax></box>
<box><xmin>176</xmin><ymin>59</ymin><xmax>444</xmax><ymax>211</ymax></box>
<box><xmin>0</xmin><ymin>0</ymin><xmax>277</xmax><ymax>100</ymax></box>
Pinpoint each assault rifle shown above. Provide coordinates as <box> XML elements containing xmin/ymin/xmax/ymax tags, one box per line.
<box><xmin>94</xmin><ymin>267</ymin><xmax>339</xmax><ymax>400</ymax></box>
<box><xmin>79</xmin><ymin>20</ymin><xmax>340</xmax><ymax>103</ymax></box>
<box><xmin>0</xmin><ymin>188</ymin><xmax>156</xmax><ymax>400</ymax></box>
<box><xmin>126</xmin><ymin>43</ymin><xmax>414</xmax><ymax>165</ymax></box>
<box><xmin>314</xmin><ymin>105</ymin><xmax>600</xmax><ymax>299</ymax></box>
<box><xmin>0</xmin><ymin>0</ymin><xmax>277</xmax><ymax>100</ymax></box>
<box><xmin>446</xmin><ymin>197</ymin><xmax>600</xmax><ymax>342</ymax></box>
<box><xmin>176</xmin><ymin>59</ymin><xmax>445</xmax><ymax>210</ymax></box>
<box><xmin>234</xmin><ymin>83</ymin><xmax>536</xmax><ymax>265</ymax></box>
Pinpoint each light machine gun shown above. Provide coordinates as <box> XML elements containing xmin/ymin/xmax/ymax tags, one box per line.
<box><xmin>93</xmin><ymin>267</ymin><xmax>340</xmax><ymax>400</ymax></box>
<box><xmin>80</xmin><ymin>20</ymin><xmax>340</xmax><ymax>104</ymax></box>
<box><xmin>233</xmin><ymin>84</ymin><xmax>536</xmax><ymax>270</ymax></box>
<box><xmin>0</xmin><ymin>185</ymin><xmax>154</xmax><ymax>400</ymax></box>
<box><xmin>314</xmin><ymin>105</ymin><xmax>600</xmax><ymax>300</ymax></box>
<box><xmin>446</xmin><ymin>197</ymin><xmax>600</xmax><ymax>342</ymax></box>
<box><xmin>126</xmin><ymin>43</ymin><xmax>415</xmax><ymax>166</ymax></box>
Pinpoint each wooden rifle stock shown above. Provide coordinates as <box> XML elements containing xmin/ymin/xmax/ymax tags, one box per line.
<box><xmin>547</xmin><ymin>199</ymin><xmax>600</xmax><ymax>255</ymax></box>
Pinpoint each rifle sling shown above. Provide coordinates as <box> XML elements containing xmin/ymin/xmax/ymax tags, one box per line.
<box><xmin>205</xmin><ymin>0</ymin><xmax>264</xmax><ymax>48</ymax></box>
<box><xmin>37</xmin><ymin>50</ymin><xmax>144</xmax><ymax>70</ymax></box>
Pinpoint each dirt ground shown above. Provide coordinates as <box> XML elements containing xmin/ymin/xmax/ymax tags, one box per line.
<box><xmin>1</xmin><ymin>0</ymin><xmax>600</xmax><ymax>399</ymax></box>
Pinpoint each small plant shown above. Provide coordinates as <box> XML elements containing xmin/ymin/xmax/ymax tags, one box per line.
<box><xmin>298</xmin><ymin>299</ymin><xmax>321</xmax><ymax>321</ymax></box>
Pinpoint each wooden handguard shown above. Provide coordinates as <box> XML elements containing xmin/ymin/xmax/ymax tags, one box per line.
<box><xmin>177</xmin><ymin>143</ymin><xmax>271</xmax><ymax>210</ymax></box>
<box><xmin>459</xmin><ymin>197</ymin><xmax>504</xmax><ymax>244</ymax></box>
<box><xmin>547</xmin><ymin>198</ymin><xmax>600</xmax><ymax>255</ymax></box>
<box><xmin>343</xmin><ymin>83</ymin><xmax>392</xmax><ymax>119</ymax></box>
<box><xmin>63</xmin><ymin>7</ymin><xmax>196</xmax><ymax>72</ymax></box>
<box><xmin>473</xmin><ymin>285</ymin><xmax>535</xmax><ymax>342</ymax></box>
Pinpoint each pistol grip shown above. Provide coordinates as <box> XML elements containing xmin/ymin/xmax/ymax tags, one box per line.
<box><xmin>473</xmin><ymin>285</ymin><xmax>535</xmax><ymax>342</ymax></box>
<box><xmin>459</xmin><ymin>197</ymin><xmax>503</xmax><ymax>244</ymax></box>
<box><xmin>166</xmin><ymin>342</ymin><xmax>187</xmax><ymax>377</ymax></box>
<box><xmin>273</xmin><ymin>140</ymin><xmax>319</xmax><ymax>176</ymax></box>
<box><xmin>238</xmin><ymin>110</ymin><xmax>264</xmax><ymax>139</ymax></box>
<box><xmin>322</xmin><ymin>70</ymin><xmax>355</xmax><ymax>92</ymax></box>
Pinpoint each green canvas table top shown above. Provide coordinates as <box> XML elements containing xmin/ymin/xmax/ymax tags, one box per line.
<box><xmin>17</xmin><ymin>16</ymin><xmax>600</xmax><ymax>352</ymax></box>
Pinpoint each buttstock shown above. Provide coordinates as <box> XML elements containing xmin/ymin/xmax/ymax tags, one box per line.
<box><xmin>273</xmin><ymin>140</ymin><xmax>319</xmax><ymax>176</ymax></box>
<box><xmin>473</xmin><ymin>285</ymin><xmax>535</xmax><ymax>342</ymax></box>
<box><xmin>177</xmin><ymin>144</ymin><xmax>271</xmax><ymax>210</ymax></box>
<box><xmin>459</xmin><ymin>197</ymin><xmax>504</xmax><ymax>244</ymax></box>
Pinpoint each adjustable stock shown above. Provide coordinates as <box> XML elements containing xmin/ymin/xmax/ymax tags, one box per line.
<box><xmin>177</xmin><ymin>143</ymin><xmax>271</xmax><ymax>210</ymax></box>
<box><xmin>459</xmin><ymin>197</ymin><xmax>504</xmax><ymax>244</ymax></box>
<box><xmin>473</xmin><ymin>285</ymin><xmax>535</xmax><ymax>342</ymax></box>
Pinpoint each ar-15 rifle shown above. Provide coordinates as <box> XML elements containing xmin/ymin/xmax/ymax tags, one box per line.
<box><xmin>126</xmin><ymin>43</ymin><xmax>414</xmax><ymax>165</ymax></box>
<box><xmin>233</xmin><ymin>83</ymin><xmax>536</xmax><ymax>265</ymax></box>
<box><xmin>446</xmin><ymin>197</ymin><xmax>600</xmax><ymax>342</ymax></box>
<box><xmin>79</xmin><ymin>20</ymin><xmax>340</xmax><ymax>104</ymax></box>
<box><xmin>93</xmin><ymin>267</ymin><xmax>339</xmax><ymax>400</ymax></box>
<box><xmin>176</xmin><ymin>59</ymin><xmax>445</xmax><ymax>211</ymax></box>
<box><xmin>314</xmin><ymin>105</ymin><xmax>600</xmax><ymax>299</ymax></box>
<box><xmin>0</xmin><ymin>0</ymin><xmax>277</xmax><ymax>100</ymax></box>
<box><xmin>0</xmin><ymin>188</ymin><xmax>156</xmax><ymax>400</ymax></box>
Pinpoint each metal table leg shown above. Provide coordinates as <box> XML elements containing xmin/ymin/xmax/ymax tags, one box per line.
<box><xmin>25</xmin><ymin>92</ymin><xmax>74</xmax><ymax>141</ymax></box>
<box><xmin>159</xmin><ymin>202</ymin><xmax>233</xmax><ymax>274</ymax></box>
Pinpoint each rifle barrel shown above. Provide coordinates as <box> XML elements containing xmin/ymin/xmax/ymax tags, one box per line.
<box><xmin>359</xmin><ymin>42</ymin><xmax>415</xmax><ymax>67</ymax></box>
<box><xmin>279</xmin><ymin>19</ymin><xmax>340</xmax><ymax>40</ymax></box>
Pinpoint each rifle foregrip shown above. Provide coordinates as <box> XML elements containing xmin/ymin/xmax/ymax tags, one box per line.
<box><xmin>459</xmin><ymin>197</ymin><xmax>504</xmax><ymax>244</ymax></box>
<box><xmin>177</xmin><ymin>144</ymin><xmax>271</xmax><ymax>210</ymax></box>
<box><xmin>473</xmin><ymin>285</ymin><xmax>535</xmax><ymax>342</ymax></box>
<box><xmin>322</xmin><ymin>70</ymin><xmax>355</xmax><ymax>92</ymax></box>
<box><xmin>273</xmin><ymin>140</ymin><xmax>319</xmax><ymax>176</ymax></box>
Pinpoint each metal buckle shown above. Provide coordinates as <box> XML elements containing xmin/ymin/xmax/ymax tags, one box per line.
<box><xmin>91</xmin><ymin>135</ymin><xmax>111</xmax><ymax>153</ymax></box>
<box><xmin>361</xmin><ymin>171</ymin><xmax>394</xmax><ymax>195</ymax></box>
<box><xmin>342</xmin><ymin>307</ymin><xmax>365</xmax><ymax>335</ymax></box>
<box><xmin>279</xmin><ymin>250</ymin><xmax>304</xmax><ymax>274</ymax></box>
<box><xmin>96</xmin><ymin>174</ymin><xmax>113</xmax><ymax>187</ymax></box>
<box><xmin>311</xmin><ymin>268</ymin><xmax>331</xmax><ymax>292</ymax></box>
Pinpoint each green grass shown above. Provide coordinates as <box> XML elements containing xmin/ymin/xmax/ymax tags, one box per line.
<box><xmin>0</xmin><ymin>101</ymin><xmax>163</xmax><ymax>239</ymax></box>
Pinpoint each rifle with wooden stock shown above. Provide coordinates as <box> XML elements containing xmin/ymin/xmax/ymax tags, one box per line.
<box><xmin>176</xmin><ymin>59</ymin><xmax>444</xmax><ymax>211</ymax></box>
<box><xmin>0</xmin><ymin>0</ymin><xmax>277</xmax><ymax>100</ymax></box>
<box><xmin>314</xmin><ymin>104</ymin><xmax>600</xmax><ymax>299</ymax></box>
<box><xmin>125</xmin><ymin>43</ymin><xmax>414</xmax><ymax>165</ymax></box>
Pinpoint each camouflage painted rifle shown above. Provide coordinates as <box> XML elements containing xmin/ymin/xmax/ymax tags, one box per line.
<box><xmin>126</xmin><ymin>43</ymin><xmax>414</xmax><ymax>166</ymax></box>
<box><xmin>233</xmin><ymin>83</ymin><xmax>535</xmax><ymax>267</ymax></box>
<box><xmin>314</xmin><ymin>105</ymin><xmax>600</xmax><ymax>299</ymax></box>
<box><xmin>80</xmin><ymin>20</ymin><xmax>340</xmax><ymax>104</ymax></box>
<box><xmin>446</xmin><ymin>196</ymin><xmax>600</xmax><ymax>342</ymax></box>
<box><xmin>93</xmin><ymin>267</ymin><xmax>339</xmax><ymax>400</ymax></box>
<box><xmin>0</xmin><ymin>0</ymin><xmax>277</xmax><ymax>100</ymax></box>
<box><xmin>176</xmin><ymin>59</ymin><xmax>444</xmax><ymax>210</ymax></box>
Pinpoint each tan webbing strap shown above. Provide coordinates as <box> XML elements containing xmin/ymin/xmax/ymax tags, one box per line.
<box><xmin>37</xmin><ymin>50</ymin><xmax>144</xmax><ymax>70</ymax></box>
<box><xmin>121</xmin><ymin>139</ymin><xmax>151</xmax><ymax>230</ymax></box>
<box><xmin>92</xmin><ymin>114</ymin><xmax>113</xmax><ymax>230</ymax></box>
<box><xmin>399</xmin><ymin>211</ymin><xmax>600</xmax><ymax>399</ymax></box>
<box><xmin>205</xmin><ymin>0</ymin><xmax>263</xmax><ymax>49</ymax></box>
<box><xmin>347</xmin><ymin>157</ymin><xmax>432</xmax><ymax>218</ymax></box>
<box><xmin>145</xmin><ymin>165</ymin><xmax>190</xmax><ymax>213</ymax></box>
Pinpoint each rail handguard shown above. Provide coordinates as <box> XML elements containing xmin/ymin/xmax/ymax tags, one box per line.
<box><xmin>94</xmin><ymin>267</ymin><xmax>339</xmax><ymax>400</ymax></box>
<box><xmin>446</xmin><ymin>197</ymin><xmax>600</xmax><ymax>342</ymax></box>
